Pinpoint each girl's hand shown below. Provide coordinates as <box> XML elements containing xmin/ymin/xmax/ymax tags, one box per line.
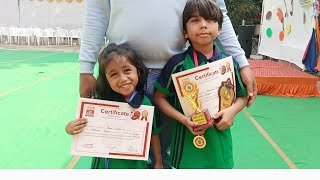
<box><xmin>65</xmin><ymin>118</ymin><xmax>88</xmax><ymax>135</ymax></box>
<box><xmin>213</xmin><ymin>108</ymin><xmax>235</xmax><ymax>131</ymax></box>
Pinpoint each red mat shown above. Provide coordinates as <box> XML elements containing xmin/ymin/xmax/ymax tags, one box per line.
<box><xmin>249</xmin><ymin>60</ymin><xmax>320</xmax><ymax>97</ymax></box>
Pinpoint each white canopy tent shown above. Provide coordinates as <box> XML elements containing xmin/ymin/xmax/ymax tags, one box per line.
<box><xmin>0</xmin><ymin>0</ymin><xmax>85</xmax><ymax>29</ymax></box>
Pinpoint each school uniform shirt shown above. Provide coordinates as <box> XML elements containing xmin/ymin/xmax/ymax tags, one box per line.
<box><xmin>155</xmin><ymin>45</ymin><xmax>247</xmax><ymax>169</ymax></box>
<box><xmin>91</xmin><ymin>91</ymin><xmax>161</xmax><ymax>169</ymax></box>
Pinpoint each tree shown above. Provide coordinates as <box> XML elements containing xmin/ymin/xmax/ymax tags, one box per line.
<box><xmin>225</xmin><ymin>0</ymin><xmax>262</xmax><ymax>34</ymax></box>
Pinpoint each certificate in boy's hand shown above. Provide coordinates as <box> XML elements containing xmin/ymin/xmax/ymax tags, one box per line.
<box><xmin>70</xmin><ymin>98</ymin><xmax>154</xmax><ymax>161</ymax></box>
<box><xmin>171</xmin><ymin>56</ymin><xmax>236</xmax><ymax>127</ymax></box>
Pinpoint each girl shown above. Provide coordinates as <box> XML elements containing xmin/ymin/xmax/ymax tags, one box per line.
<box><xmin>65</xmin><ymin>43</ymin><xmax>163</xmax><ymax>169</ymax></box>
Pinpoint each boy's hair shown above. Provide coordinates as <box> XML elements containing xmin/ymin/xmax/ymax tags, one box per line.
<box><xmin>183</xmin><ymin>0</ymin><xmax>223</xmax><ymax>31</ymax></box>
<box><xmin>96</xmin><ymin>43</ymin><xmax>148</xmax><ymax>100</ymax></box>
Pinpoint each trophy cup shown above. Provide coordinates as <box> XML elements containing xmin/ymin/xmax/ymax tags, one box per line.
<box><xmin>181</xmin><ymin>80</ymin><xmax>213</xmax><ymax>149</ymax></box>
<box><xmin>218</xmin><ymin>78</ymin><xmax>235</xmax><ymax>111</ymax></box>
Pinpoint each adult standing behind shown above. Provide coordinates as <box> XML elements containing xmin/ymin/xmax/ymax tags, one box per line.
<box><xmin>78</xmin><ymin>0</ymin><xmax>257</xmax><ymax>168</ymax></box>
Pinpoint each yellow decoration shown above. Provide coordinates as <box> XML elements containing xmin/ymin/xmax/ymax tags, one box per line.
<box><xmin>285</xmin><ymin>24</ymin><xmax>291</xmax><ymax>35</ymax></box>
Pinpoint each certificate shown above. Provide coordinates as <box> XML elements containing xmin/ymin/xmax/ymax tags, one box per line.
<box><xmin>172</xmin><ymin>56</ymin><xmax>236</xmax><ymax>119</ymax></box>
<box><xmin>70</xmin><ymin>98</ymin><xmax>154</xmax><ymax>161</ymax></box>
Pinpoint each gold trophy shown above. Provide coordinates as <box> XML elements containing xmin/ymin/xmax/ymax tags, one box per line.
<box><xmin>181</xmin><ymin>80</ymin><xmax>213</xmax><ymax>149</ymax></box>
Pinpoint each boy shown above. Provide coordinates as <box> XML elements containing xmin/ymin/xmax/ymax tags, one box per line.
<box><xmin>154</xmin><ymin>0</ymin><xmax>248</xmax><ymax>169</ymax></box>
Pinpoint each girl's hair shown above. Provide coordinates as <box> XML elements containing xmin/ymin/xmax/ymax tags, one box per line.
<box><xmin>183</xmin><ymin>0</ymin><xmax>223</xmax><ymax>31</ymax></box>
<box><xmin>96</xmin><ymin>43</ymin><xmax>148</xmax><ymax>100</ymax></box>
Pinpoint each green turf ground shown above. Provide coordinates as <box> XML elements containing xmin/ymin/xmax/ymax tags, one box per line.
<box><xmin>0</xmin><ymin>49</ymin><xmax>319</xmax><ymax>169</ymax></box>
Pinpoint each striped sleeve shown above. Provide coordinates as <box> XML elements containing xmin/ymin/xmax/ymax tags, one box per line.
<box><xmin>233</xmin><ymin>60</ymin><xmax>248</xmax><ymax>97</ymax></box>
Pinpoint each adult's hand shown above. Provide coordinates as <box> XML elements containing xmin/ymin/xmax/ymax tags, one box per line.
<box><xmin>80</xmin><ymin>74</ymin><xmax>96</xmax><ymax>98</ymax></box>
<box><xmin>240</xmin><ymin>66</ymin><xmax>257</xmax><ymax>107</ymax></box>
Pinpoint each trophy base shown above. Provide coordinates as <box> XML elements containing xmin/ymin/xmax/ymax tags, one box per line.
<box><xmin>191</xmin><ymin>109</ymin><xmax>214</xmax><ymax>130</ymax></box>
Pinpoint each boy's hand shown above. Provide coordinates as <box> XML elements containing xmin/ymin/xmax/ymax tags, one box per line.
<box><xmin>183</xmin><ymin>117</ymin><xmax>207</xmax><ymax>135</ymax></box>
<box><xmin>193</xmin><ymin>121</ymin><xmax>213</xmax><ymax>132</ymax></box>
<box><xmin>213</xmin><ymin>109</ymin><xmax>235</xmax><ymax>131</ymax></box>
<box><xmin>65</xmin><ymin>118</ymin><xmax>88</xmax><ymax>135</ymax></box>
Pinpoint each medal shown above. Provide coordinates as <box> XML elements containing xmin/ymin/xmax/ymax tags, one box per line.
<box><xmin>193</xmin><ymin>135</ymin><xmax>206</xmax><ymax>149</ymax></box>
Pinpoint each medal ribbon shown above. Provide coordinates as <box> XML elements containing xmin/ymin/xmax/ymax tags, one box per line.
<box><xmin>193</xmin><ymin>49</ymin><xmax>214</xmax><ymax>67</ymax></box>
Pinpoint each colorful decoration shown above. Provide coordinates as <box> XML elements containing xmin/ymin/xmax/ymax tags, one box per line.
<box><xmin>266</xmin><ymin>28</ymin><xmax>272</xmax><ymax>37</ymax></box>
<box><xmin>258</xmin><ymin>0</ymin><xmax>314</xmax><ymax>69</ymax></box>
<box><xmin>266</xmin><ymin>11</ymin><xmax>272</xmax><ymax>20</ymax></box>
<box><xmin>279</xmin><ymin>31</ymin><xmax>285</xmax><ymax>41</ymax></box>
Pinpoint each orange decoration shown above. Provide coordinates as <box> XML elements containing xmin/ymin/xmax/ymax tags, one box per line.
<box><xmin>277</xmin><ymin>8</ymin><xmax>283</xmax><ymax>23</ymax></box>
<box><xmin>279</xmin><ymin>31</ymin><xmax>285</xmax><ymax>41</ymax></box>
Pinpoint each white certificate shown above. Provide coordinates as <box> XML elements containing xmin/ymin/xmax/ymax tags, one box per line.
<box><xmin>70</xmin><ymin>98</ymin><xmax>154</xmax><ymax>161</ymax></box>
<box><xmin>171</xmin><ymin>56</ymin><xmax>236</xmax><ymax>118</ymax></box>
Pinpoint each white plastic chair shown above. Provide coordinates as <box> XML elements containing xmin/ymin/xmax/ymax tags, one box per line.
<box><xmin>69</xmin><ymin>29</ymin><xmax>82</xmax><ymax>45</ymax></box>
<box><xmin>33</xmin><ymin>28</ymin><xmax>46</xmax><ymax>45</ymax></box>
<box><xmin>8</xmin><ymin>27</ymin><xmax>19</xmax><ymax>44</ymax></box>
<box><xmin>18</xmin><ymin>27</ymin><xmax>34</xmax><ymax>45</ymax></box>
<box><xmin>57</xmin><ymin>28</ymin><xmax>70</xmax><ymax>45</ymax></box>
<box><xmin>1</xmin><ymin>27</ymin><xmax>10</xmax><ymax>44</ymax></box>
<box><xmin>43</xmin><ymin>28</ymin><xmax>57</xmax><ymax>45</ymax></box>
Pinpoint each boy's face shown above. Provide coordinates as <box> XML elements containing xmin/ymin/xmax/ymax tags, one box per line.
<box><xmin>184</xmin><ymin>12</ymin><xmax>220</xmax><ymax>48</ymax></box>
<box><xmin>105</xmin><ymin>56</ymin><xmax>139</xmax><ymax>101</ymax></box>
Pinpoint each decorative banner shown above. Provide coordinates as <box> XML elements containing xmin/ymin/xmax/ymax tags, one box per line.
<box><xmin>258</xmin><ymin>0</ymin><xmax>314</xmax><ymax>68</ymax></box>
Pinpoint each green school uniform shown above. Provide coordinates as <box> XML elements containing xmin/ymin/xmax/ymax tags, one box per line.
<box><xmin>155</xmin><ymin>45</ymin><xmax>247</xmax><ymax>169</ymax></box>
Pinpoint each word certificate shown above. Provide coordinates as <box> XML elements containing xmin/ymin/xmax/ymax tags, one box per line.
<box><xmin>70</xmin><ymin>98</ymin><xmax>154</xmax><ymax>161</ymax></box>
<box><xmin>171</xmin><ymin>56</ymin><xmax>236</xmax><ymax>118</ymax></box>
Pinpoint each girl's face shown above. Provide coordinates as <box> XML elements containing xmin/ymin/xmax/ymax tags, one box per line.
<box><xmin>184</xmin><ymin>11</ymin><xmax>220</xmax><ymax>49</ymax></box>
<box><xmin>105</xmin><ymin>56</ymin><xmax>139</xmax><ymax>101</ymax></box>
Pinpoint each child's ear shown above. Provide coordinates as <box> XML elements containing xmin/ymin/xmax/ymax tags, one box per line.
<box><xmin>184</xmin><ymin>30</ymin><xmax>189</xmax><ymax>39</ymax></box>
<box><xmin>217</xmin><ymin>29</ymin><xmax>221</xmax><ymax>36</ymax></box>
